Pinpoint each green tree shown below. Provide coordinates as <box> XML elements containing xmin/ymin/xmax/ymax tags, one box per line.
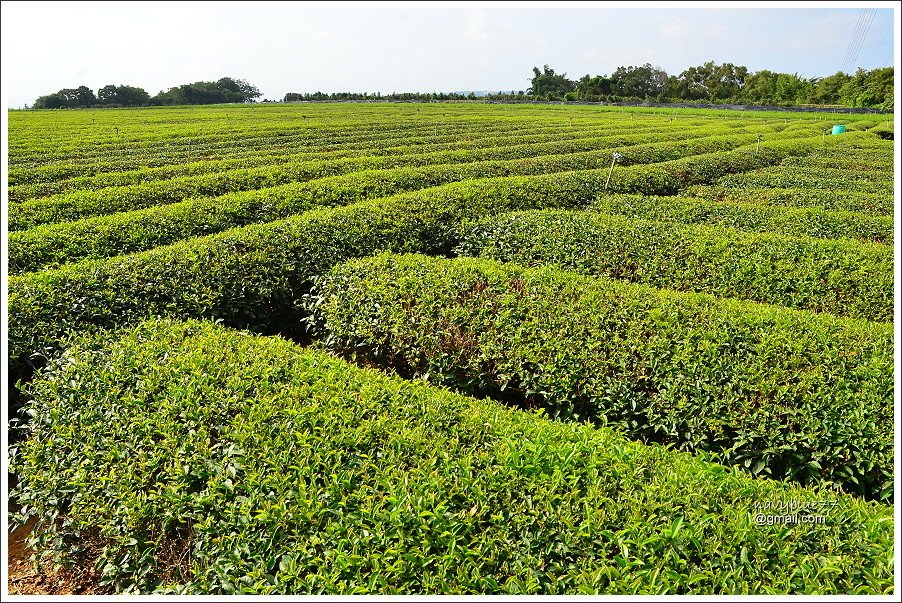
<box><xmin>33</xmin><ymin>92</ymin><xmax>67</xmax><ymax>109</ymax></box>
<box><xmin>528</xmin><ymin>65</ymin><xmax>575</xmax><ymax>99</ymax></box>
<box><xmin>773</xmin><ymin>72</ymin><xmax>812</xmax><ymax>105</ymax></box>
<box><xmin>152</xmin><ymin>77</ymin><xmax>262</xmax><ymax>105</ymax></box>
<box><xmin>610</xmin><ymin>64</ymin><xmax>669</xmax><ymax>100</ymax></box>
<box><xmin>739</xmin><ymin>70</ymin><xmax>778</xmax><ymax>104</ymax></box>
<box><xmin>810</xmin><ymin>71</ymin><xmax>851</xmax><ymax>105</ymax></box>
<box><xmin>34</xmin><ymin>85</ymin><xmax>96</xmax><ymax>108</ymax></box>
<box><xmin>673</xmin><ymin>62</ymin><xmax>746</xmax><ymax>102</ymax></box>
<box><xmin>98</xmin><ymin>84</ymin><xmax>151</xmax><ymax>107</ymax></box>
<box><xmin>575</xmin><ymin>74</ymin><xmax>613</xmax><ymax>100</ymax></box>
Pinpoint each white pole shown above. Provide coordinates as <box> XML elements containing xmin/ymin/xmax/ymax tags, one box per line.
<box><xmin>605</xmin><ymin>153</ymin><xmax>622</xmax><ymax>190</ymax></box>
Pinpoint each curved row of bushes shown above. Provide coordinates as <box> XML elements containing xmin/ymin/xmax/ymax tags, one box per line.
<box><xmin>589</xmin><ymin>194</ymin><xmax>892</xmax><ymax>244</ymax></box>
<box><xmin>685</xmin><ymin>185</ymin><xmax>893</xmax><ymax>216</ymax></box>
<box><xmin>7</xmin><ymin>171</ymin><xmax>601</xmax><ymax>374</ymax></box>
<box><xmin>11</xmin><ymin>318</ymin><xmax>894</xmax><ymax>594</ymax></box>
<box><xmin>12</xmin><ymin>117</ymin><xmax>800</xmax><ymax>201</ymax></box>
<box><xmin>456</xmin><ymin>209</ymin><xmax>892</xmax><ymax>322</ymax></box>
<box><xmin>767</xmin><ymin>165</ymin><xmax>894</xmax><ymax>185</ymax></box>
<box><xmin>10</xmin><ymin>114</ymin><xmax>732</xmax><ymax>185</ymax></box>
<box><xmin>10</xmin><ymin>126</ymin><xmax>724</xmax><ymax>230</ymax></box>
<box><xmin>10</xmin><ymin>130</ymin><xmax>815</xmax><ymax>273</ymax></box>
<box><xmin>9</xmin><ymin>120</ymin><xmax>630</xmax><ymax>200</ymax></box>
<box><xmin>781</xmin><ymin>152</ymin><xmax>893</xmax><ymax>171</ymax></box>
<box><xmin>9</xmin><ymin>112</ymin><xmax>797</xmax><ymax>170</ymax></box>
<box><xmin>313</xmin><ymin>254</ymin><xmax>893</xmax><ymax>499</ymax></box>
<box><xmin>6</xmin><ymin>156</ymin><xmax>621</xmax><ymax>273</ymax></box>
<box><xmin>868</xmin><ymin>123</ymin><xmax>893</xmax><ymax>140</ymax></box>
<box><xmin>604</xmin><ymin>132</ymin><xmax>867</xmax><ymax>195</ymax></box>
<box><xmin>5</xmin><ymin>132</ymin><xmax>852</xmax><ymax>373</ymax></box>
<box><xmin>11</xmin><ymin>120</ymin><xmax>825</xmax><ymax>228</ymax></box>
<box><xmin>8</xmin><ymin>116</ymin><xmax>529</xmax><ymax>171</ymax></box>
<box><xmin>716</xmin><ymin>167</ymin><xmax>894</xmax><ymax>195</ymax></box>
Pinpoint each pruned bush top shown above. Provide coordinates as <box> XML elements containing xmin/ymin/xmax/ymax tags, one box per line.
<box><xmin>11</xmin><ymin>319</ymin><xmax>894</xmax><ymax>594</ymax></box>
<box><xmin>315</xmin><ymin>254</ymin><xmax>893</xmax><ymax>499</ymax></box>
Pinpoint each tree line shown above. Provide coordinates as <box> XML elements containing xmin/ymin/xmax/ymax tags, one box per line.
<box><xmin>526</xmin><ymin>62</ymin><xmax>893</xmax><ymax>109</ymax></box>
<box><xmin>31</xmin><ymin>62</ymin><xmax>893</xmax><ymax>109</ymax></box>
<box><xmin>32</xmin><ymin>77</ymin><xmax>262</xmax><ymax>109</ymax></box>
<box><xmin>283</xmin><ymin>63</ymin><xmax>892</xmax><ymax>110</ymax></box>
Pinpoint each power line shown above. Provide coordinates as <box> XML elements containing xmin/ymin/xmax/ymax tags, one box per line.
<box><xmin>840</xmin><ymin>8</ymin><xmax>875</xmax><ymax>73</ymax></box>
<box><xmin>839</xmin><ymin>9</ymin><xmax>868</xmax><ymax>72</ymax></box>
<box><xmin>841</xmin><ymin>9</ymin><xmax>868</xmax><ymax>72</ymax></box>
<box><xmin>842</xmin><ymin>8</ymin><xmax>877</xmax><ymax>73</ymax></box>
<box><xmin>847</xmin><ymin>9</ymin><xmax>877</xmax><ymax>71</ymax></box>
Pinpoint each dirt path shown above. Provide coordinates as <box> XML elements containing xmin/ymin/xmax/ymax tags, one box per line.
<box><xmin>7</xmin><ymin>505</ymin><xmax>107</xmax><ymax>595</ymax></box>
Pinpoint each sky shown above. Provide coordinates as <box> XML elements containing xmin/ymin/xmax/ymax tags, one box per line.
<box><xmin>1</xmin><ymin>1</ymin><xmax>897</xmax><ymax>107</ymax></box>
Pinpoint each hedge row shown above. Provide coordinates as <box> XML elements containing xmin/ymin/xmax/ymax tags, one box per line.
<box><xmin>10</xmin><ymin>123</ymin><xmax>820</xmax><ymax>230</ymax></box>
<box><xmin>13</xmin><ymin>113</ymin><xmax>702</xmax><ymax>163</ymax></box>
<box><xmin>685</xmin><ymin>185</ymin><xmax>893</xmax><ymax>216</ymax></box>
<box><xmin>6</xmin><ymin>118</ymin><xmax>517</xmax><ymax>185</ymax></box>
<box><xmin>11</xmin><ymin>319</ymin><xmax>894</xmax><ymax>594</ymax></box>
<box><xmin>8</xmin><ymin>116</ymin><xmax>706</xmax><ymax>187</ymax></box>
<box><xmin>8</xmin><ymin>113</ymin><xmax>795</xmax><ymax>171</ymax></box>
<box><xmin>603</xmin><ymin>132</ymin><xmax>865</xmax><ymax>196</ymax></box>
<box><xmin>588</xmin><ymin>193</ymin><xmax>892</xmax><ymax>244</ymax></box>
<box><xmin>9</xmin><ymin>114</ymin><xmax>438</xmax><ymax>155</ymax></box>
<box><xmin>456</xmin><ymin>209</ymin><xmax>892</xmax><ymax>322</ymax></box>
<box><xmin>868</xmin><ymin>123</ymin><xmax>893</xmax><ymax>140</ymax></box>
<box><xmin>9</xmin><ymin>117</ymin><xmax>533</xmax><ymax>174</ymax></box>
<box><xmin>8</xmin><ymin>121</ymin><xmax>621</xmax><ymax>201</ymax></box>
<box><xmin>770</xmin><ymin>165</ymin><xmax>894</xmax><ymax>185</ymax></box>
<box><xmin>8</xmin><ymin>127</ymin><xmax>703</xmax><ymax>230</ymax></box>
<box><xmin>7</xmin><ymin>171</ymin><xmax>604</xmax><ymax>373</ymax></box>
<box><xmin>780</xmin><ymin>151</ymin><xmax>893</xmax><ymax>172</ymax></box>
<box><xmin>9</xmin><ymin>130</ymin><xmax>808</xmax><ymax>273</ymax></box>
<box><xmin>7</xmin><ymin>150</ymin><xmax>356</xmax><ymax>203</ymax></box>
<box><xmin>7</xmin><ymin>156</ymin><xmax>613</xmax><ymax>273</ymax></box>
<box><xmin>6</xmin><ymin>133</ymin><xmax>847</xmax><ymax>372</ymax></box>
<box><xmin>314</xmin><ymin>254</ymin><xmax>893</xmax><ymax>499</ymax></box>
<box><xmin>716</xmin><ymin>167</ymin><xmax>894</xmax><ymax>195</ymax></box>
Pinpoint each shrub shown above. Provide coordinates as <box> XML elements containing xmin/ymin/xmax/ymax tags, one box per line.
<box><xmin>11</xmin><ymin>318</ymin><xmax>894</xmax><ymax>594</ymax></box>
<box><xmin>315</xmin><ymin>253</ymin><xmax>893</xmax><ymax>499</ymax></box>
<box><xmin>684</xmin><ymin>185</ymin><xmax>893</xmax><ymax>216</ymax></box>
<box><xmin>457</xmin><ymin>210</ymin><xmax>892</xmax><ymax>322</ymax></box>
<box><xmin>7</xmin><ymin>132</ymin><xmax>852</xmax><ymax>373</ymax></box>
<box><xmin>9</xmin><ymin>130</ymin><xmax>803</xmax><ymax>273</ymax></box>
<box><xmin>9</xmin><ymin>123</ymin><xmax>809</xmax><ymax>231</ymax></box>
<box><xmin>589</xmin><ymin>194</ymin><xmax>892</xmax><ymax>244</ymax></box>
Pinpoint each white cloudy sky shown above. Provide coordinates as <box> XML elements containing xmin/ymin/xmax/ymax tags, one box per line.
<box><xmin>1</xmin><ymin>1</ymin><xmax>897</xmax><ymax>107</ymax></box>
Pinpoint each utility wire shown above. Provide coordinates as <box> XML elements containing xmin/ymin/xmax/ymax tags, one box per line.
<box><xmin>847</xmin><ymin>9</ymin><xmax>877</xmax><ymax>71</ymax></box>
<box><xmin>839</xmin><ymin>9</ymin><xmax>868</xmax><ymax>73</ymax></box>
<box><xmin>840</xmin><ymin>8</ymin><xmax>873</xmax><ymax>73</ymax></box>
<box><xmin>842</xmin><ymin>8</ymin><xmax>877</xmax><ymax>73</ymax></box>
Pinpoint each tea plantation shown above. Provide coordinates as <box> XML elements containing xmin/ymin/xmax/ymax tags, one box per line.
<box><xmin>6</xmin><ymin>103</ymin><xmax>895</xmax><ymax>594</ymax></box>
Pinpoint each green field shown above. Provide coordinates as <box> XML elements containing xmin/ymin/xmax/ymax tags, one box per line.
<box><xmin>6</xmin><ymin>103</ymin><xmax>895</xmax><ymax>594</ymax></box>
